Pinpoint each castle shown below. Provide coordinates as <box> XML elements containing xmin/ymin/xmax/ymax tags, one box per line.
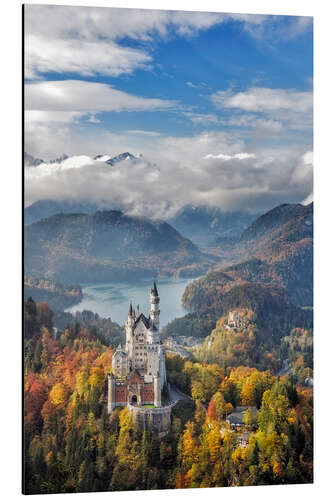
<box><xmin>227</xmin><ymin>310</ymin><xmax>242</xmax><ymax>329</ymax></box>
<box><xmin>107</xmin><ymin>283</ymin><xmax>171</xmax><ymax>434</ymax></box>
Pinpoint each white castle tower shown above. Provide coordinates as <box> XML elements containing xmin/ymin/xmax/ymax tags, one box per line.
<box><xmin>150</xmin><ymin>282</ymin><xmax>160</xmax><ymax>330</ymax></box>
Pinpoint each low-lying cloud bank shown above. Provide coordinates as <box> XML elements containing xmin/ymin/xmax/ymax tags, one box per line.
<box><xmin>25</xmin><ymin>139</ymin><xmax>313</xmax><ymax>218</ymax></box>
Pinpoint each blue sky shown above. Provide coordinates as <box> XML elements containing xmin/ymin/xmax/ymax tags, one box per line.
<box><xmin>24</xmin><ymin>6</ymin><xmax>313</xmax><ymax>214</ymax></box>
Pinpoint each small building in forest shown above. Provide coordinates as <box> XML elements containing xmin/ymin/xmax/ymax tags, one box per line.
<box><xmin>226</xmin><ymin>406</ymin><xmax>258</xmax><ymax>429</ymax></box>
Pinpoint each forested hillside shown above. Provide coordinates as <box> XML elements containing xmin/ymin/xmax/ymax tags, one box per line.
<box><xmin>23</xmin><ymin>201</ymin><xmax>314</xmax><ymax>493</ymax></box>
<box><xmin>194</xmin><ymin>308</ymin><xmax>313</xmax><ymax>378</ymax></box>
<box><xmin>164</xmin><ymin>281</ymin><xmax>312</xmax><ymax>344</ymax></box>
<box><xmin>24</xmin><ymin>298</ymin><xmax>313</xmax><ymax>493</ymax></box>
<box><xmin>24</xmin><ymin>199</ymin><xmax>100</xmax><ymax>225</ymax></box>
<box><xmin>25</xmin><ymin>210</ymin><xmax>213</xmax><ymax>283</ymax></box>
<box><xmin>24</xmin><ymin>274</ymin><xmax>83</xmax><ymax>311</ymax></box>
<box><xmin>164</xmin><ymin>203</ymin><xmax>313</xmax><ymax>346</ymax></box>
<box><xmin>208</xmin><ymin>203</ymin><xmax>313</xmax><ymax>306</ymax></box>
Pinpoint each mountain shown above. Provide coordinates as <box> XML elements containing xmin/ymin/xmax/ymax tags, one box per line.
<box><xmin>104</xmin><ymin>152</ymin><xmax>140</xmax><ymax>165</ymax></box>
<box><xmin>25</xmin><ymin>201</ymin><xmax>258</xmax><ymax>237</ymax></box>
<box><xmin>240</xmin><ymin>202</ymin><xmax>313</xmax><ymax>241</ymax></box>
<box><xmin>168</xmin><ymin>205</ymin><xmax>258</xmax><ymax>246</ymax></box>
<box><xmin>25</xmin><ymin>210</ymin><xmax>213</xmax><ymax>283</ymax></box>
<box><xmin>163</xmin><ymin>202</ymin><xmax>313</xmax><ymax>340</ymax></box>
<box><xmin>212</xmin><ymin>202</ymin><xmax>313</xmax><ymax>256</ymax></box>
<box><xmin>24</xmin><ymin>152</ymin><xmax>69</xmax><ymax>167</ymax></box>
<box><xmin>24</xmin><ymin>200</ymin><xmax>102</xmax><ymax>225</ymax></box>
<box><xmin>48</xmin><ymin>153</ymin><xmax>69</xmax><ymax>164</ymax></box>
<box><xmin>25</xmin><ymin>151</ymin><xmax>141</xmax><ymax>169</ymax></box>
<box><xmin>206</xmin><ymin>202</ymin><xmax>313</xmax><ymax>306</ymax></box>
<box><xmin>24</xmin><ymin>152</ymin><xmax>44</xmax><ymax>167</ymax></box>
<box><xmin>239</xmin><ymin>202</ymin><xmax>313</xmax><ymax>259</ymax></box>
<box><xmin>93</xmin><ymin>151</ymin><xmax>140</xmax><ymax>164</ymax></box>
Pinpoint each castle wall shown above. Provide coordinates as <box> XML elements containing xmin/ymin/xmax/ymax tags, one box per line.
<box><xmin>128</xmin><ymin>404</ymin><xmax>171</xmax><ymax>437</ymax></box>
<box><xmin>146</xmin><ymin>344</ymin><xmax>160</xmax><ymax>380</ymax></box>
<box><xmin>141</xmin><ymin>385</ymin><xmax>154</xmax><ymax>403</ymax></box>
<box><xmin>112</xmin><ymin>350</ymin><xmax>128</xmax><ymax>378</ymax></box>
<box><xmin>153</xmin><ymin>375</ymin><xmax>161</xmax><ymax>407</ymax></box>
<box><xmin>114</xmin><ymin>383</ymin><xmax>128</xmax><ymax>405</ymax></box>
<box><xmin>132</xmin><ymin>321</ymin><xmax>148</xmax><ymax>371</ymax></box>
<box><xmin>112</xmin><ymin>378</ymin><xmax>155</xmax><ymax>406</ymax></box>
<box><xmin>158</xmin><ymin>347</ymin><xmax>167</xmax><ymax>387</ymax></box>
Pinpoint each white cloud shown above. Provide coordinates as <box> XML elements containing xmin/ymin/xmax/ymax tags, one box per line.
<box><xmin>303</xmin><ymin>150</ymin><xmax>313</xmax><ymax>165</ymax></box>
<box><xmin>290</xmin><ymin>150</ymin><xmax>313</xmax><ymax>187</ymax></box>
<box><xmin>24</xmin><ymin>124</ymin><xmax>313</xmax><ymax>217</ymax></box>
<box><xmin>228</xmin><ymin>13</ymin><xmax>312</xmax><ymax>40</ymax></box>
<box><xmin>25</xmin><ymin>35</ymin><xmax>152</xmax><ymax>80</ymax></box>
<box><xmin>25</xmin><ymin>80</ymin><xmax>175</xmax><ymax>124</ymax></box>
<box><xmin>302</xmin><ymin>192</ymin><xmax>313</xmax><ymax>205</ymax></box>
<box><xmin>211</xmin><ymin>87</ymin><xmax>313</xmax><ymax>133</ymax></box>
<box><xmin>126</xmin><ymin>130</ymin><xmax>163</xmax><ymax>137</ymax></box>
<box><xmin>25</xmin><ymin>110</ymin><xmax>85</xmax><ymax>123</ymax></box>
<box><xmin>228</xmin><ymin>115</ymin><xmax>283</xmax><ymax>132</ymax></box>
<box><xmin>23</xmin><ymin>7</ymin><xmax>313</xmax><ymax>215</ymax></box>
<box><xmin>25</xmin><ymin>5</ymin><xmax>311</xmax><ymax>44</ymax></box>
<box><xmin>25</xmin><ymin>5</ymin><xmax>224</xmax><ymax>43</ymax></box>
<box><xmin>87</xmin><ymin>115</ymin><xmax>101</xmax><ymax>124</ymax></box>
<box><xmin>183</xmin><ymin>112</ymin><xmax>220</xmax><ymax>125</ymax></box>
<box><xmin>204</xmin><ymin>153</ymin><xmax>256</xmax><ymax>161</ymax></box>
<box><xmin>212</xmin><ymin>87</ymin><xmax>312</xmax><ymax>113</ymax></box>
<box><xmin>25</xmin><ymin>6</ymin><xmax>312</xmax><ymax>80</ymax></box>
<box><xmin>25</xmin><ymin>5</ymin><xmax>225</xmax><ymax>79</ymax></box>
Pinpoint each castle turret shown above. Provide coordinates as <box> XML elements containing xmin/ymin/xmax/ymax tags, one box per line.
<box><xmin>153</xmin><ymin>374</ymin><xmax>161</xmax><ymax>407</ymax></box>
<box><xmin>150</xmin><ymin>282</ymin><xmax>160</xmax><ymax>331</ymax></box>
<box><xmin>112</xmin><ymin>345</ymin><xmax>128</xmax><ymax>377</ymax></box>
<box><xmin>125</xmin><ymin>302</ymin><xmax>135</xmax><ymax>353</ymax></box>
<box><xmin>158</xmin><ymin>345</ymin><xmax>167</xmax><ymax>387</ymax></box>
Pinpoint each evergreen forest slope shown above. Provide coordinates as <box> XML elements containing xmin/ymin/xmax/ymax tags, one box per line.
<box><xmin>208</xmin><ymin>202</ymin><xmax>313</xmax><ymax>306</ymax></box>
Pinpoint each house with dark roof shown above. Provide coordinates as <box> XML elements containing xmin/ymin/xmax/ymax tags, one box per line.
<box><xmin>226</xmin><ymin>406</ymin><xmax>258</xmax><ymax>428</ymax></box>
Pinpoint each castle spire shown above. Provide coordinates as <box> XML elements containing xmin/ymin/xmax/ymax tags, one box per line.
<box><xmin>129</xmin><ymin>302</ymin><xmax>133</xmax><ymax>316</ymax></box>
<box><xmin>151</xmin><ymin>281</ymin><xmax>158</xmax><ymax>297</ymax></box>
<box><xmin>150</xmin><ymin>281</ymin><xmax>160</xmax><ymax>331</ymax></box>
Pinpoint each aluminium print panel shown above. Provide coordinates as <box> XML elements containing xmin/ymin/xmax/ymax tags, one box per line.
<box><xmin>23</xmin><ymin>3</ymin><xmax>313</xmax><ymax>494</ymax></box>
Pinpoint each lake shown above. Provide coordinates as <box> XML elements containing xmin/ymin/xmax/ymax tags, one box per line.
<box><xmin>65</xmin><ymin>277</ymin><xmax>197</xmax><ymax>328</ymax></box>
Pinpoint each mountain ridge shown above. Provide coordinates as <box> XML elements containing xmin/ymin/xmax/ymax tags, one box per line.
<box><xmin>24</xmin><ymin>209</ymin><xmax>213</xmax><ymax>283</ymax></box>
<box><xmin>24</xmin><ymin>151</ymin><xmax>142</xmax><ymax>168</ymax></box>
<box><xmin>206</xmin><ymin>202</ymin><xmax>313</xmax><ymax>306</ymax></box>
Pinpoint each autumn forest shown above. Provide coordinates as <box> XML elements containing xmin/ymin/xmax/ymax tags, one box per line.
<box><xmin>24</xmin><ymin>296</ymin><xmax>313</xmax><ymax>493</ymax></box>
